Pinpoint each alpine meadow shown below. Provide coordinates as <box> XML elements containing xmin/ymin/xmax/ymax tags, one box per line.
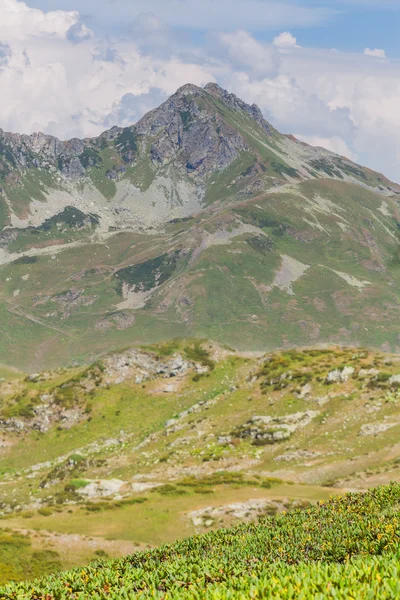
<box><xmin>1</xmin><ymin>1</ymin><xmax>400</xmax><ymax>597</ymax></box>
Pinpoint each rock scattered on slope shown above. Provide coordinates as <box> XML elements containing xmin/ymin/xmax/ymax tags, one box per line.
<box><xmin>233</xmin><ymin>411</ymin><xmax>320</xmax><ymax>445</ymax></box>
<box><xmin>188</xmin><ymin>497</ymin><xmax>307</xmax><ymax>528</ymax></box>
<box><xmin>359</xmin><ymin>422</ymin><xmax>396</xmax><ymax>436</ymax></box>
<box><xmin>326</xmin><ymin>367</ymin><xmax>355</xmax><ymax>384</ymax></box>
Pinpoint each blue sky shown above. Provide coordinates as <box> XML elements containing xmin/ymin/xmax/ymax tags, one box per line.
<box><xmin>1</xmin><ymin>0</ymin><xmax>400</xmax><ymax>181</ymax></box>
<box><xmin>285</xmin><ymin>2</ymin><xmax>399</xmax><ymax>55</ymax></box>
<box><xmin>27</xmin><ymin>0</ymin><xmax>399</xmax><ymax>54</ymax></box>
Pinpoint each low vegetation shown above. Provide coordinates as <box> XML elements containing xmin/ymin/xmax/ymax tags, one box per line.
<box><xmin>1</xmin><ymin>343</ymin><xmax>400</xmax><ymax>589</ymax></box>
<box><xmin>1</xmin><ymin>484</ymin><xmax>400</xmax><ymax>598</ymax></box>
<box><xmin>0</xmin><ymin>530</ymin><xmax>61</xmax><ymax>587</ymax></box>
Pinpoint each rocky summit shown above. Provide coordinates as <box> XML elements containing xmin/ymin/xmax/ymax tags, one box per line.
<box><xmin>1</xmin><ymin>83</ymin><xmax>400</xmax><ymax>370</ymax></box>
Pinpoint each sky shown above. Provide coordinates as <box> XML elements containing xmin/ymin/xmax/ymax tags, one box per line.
<box><xmin>1</xmin><ymin>0</ymin><xmax>400</xmax><ymax>181</ymax></box>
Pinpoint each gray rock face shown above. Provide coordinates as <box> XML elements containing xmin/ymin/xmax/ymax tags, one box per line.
<box><xmin>136</xmin><ymin>83</ymin><xmax>250</xmax><ymax>179</ymax></box>
<box><xmin>326</xmin><ymin>367</ymin><xmax>355</xmax><ymax>384</ymax></box>
<box><xmin>0</xmin><ymin>129</ymin><xmax>87</xmax><ymax>178</ymax></box>
<box><xmin>104</xmin><ymin>350</ymin><xmax>208</xmax><ymax>385</ymax></box>
<box><xmin>204</xmin><ymin>83</ymin><xmax>272</xmax><ymax>134</ymax></box>
<box><xmin>0</xmin><ymin>82</ymin><xmax>270</xmax><ymax>184</ymax></box>
<box><xmin>359</xmin><ymin>422</ymin><xmax>396</xmax><ymax>436</ymax></box>
<box><xmin>0</xmin><ymin>399</ymin><xmax>84</xmax><ymax>434</ymax></box>
<box><xmin>0</xmin><ymin>229</ymin><xmax>18</xmax><ymax>247</ymax></box>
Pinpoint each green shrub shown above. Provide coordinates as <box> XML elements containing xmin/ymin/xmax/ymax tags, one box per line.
<box><xmin>37</xmin><ymin>508</ymin><xmax>53</xmax><ymax>517</ymax></box>
<box><xmin>64</xmin><ymin>479</ymin><xmax>90</xmax><ymax>492</ymax></box>
<box><xmin>184</xmin><ymin>343</ymin><xmax>216</xmax><ymax>372</ymax></box>
<box><xmin>3</xmin><ymin>484</ymin><xmax>400</xmax><ymax>598</ymax></box>
<box><xmin>154</xmin><ymin>484</ymin><xmax>188</xmax><ymax>496</ymax></box>
<box><xmin>377</xmin><ymin>372</ymin><xmax>392</xmax><ymax>382</ymax></box>
<box><xmin>68</xmin><ymin>454</ymin><xmax>86</xmax><ymax>465</ymax></box>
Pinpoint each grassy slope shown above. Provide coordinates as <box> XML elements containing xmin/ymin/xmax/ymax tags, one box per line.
<box><xmin>1</xmin><ymin>483</ymin><xmax>400</xmax><ymax>598</ymax></box>
<box><xmin>1</xmin><ymin>90</ymin><xmax>400</xmax><ymax>369</ymax></box>
<box><xmin>2</xmin><ymin>176</ymin><xmax>400</xmax><ymax>371</ymax></box>
<box><xmin>2</xmin><ymin>344</ymin><xmax>400</xmax><ymax>583</ymax></box>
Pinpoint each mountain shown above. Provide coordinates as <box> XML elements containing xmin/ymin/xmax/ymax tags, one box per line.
<box><xmin>1</xmin><ymin>341</ymin><xmax>400</xmax><ymax>582</ymax></box>
<box><xmin>1</xmin><ymin>83</ymin><xmax>400</xmax><ymax>370</ymax></box>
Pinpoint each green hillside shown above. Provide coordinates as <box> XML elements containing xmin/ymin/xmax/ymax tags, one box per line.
<box><xmin>1</xmin><ymin>84</ymin><xmax>400</xmax><ymax>370</ymax></box>
<box><xmin>1</xmin><ymin>343</ymin><xmax>400</xmax><ymax>586</ymax></box>
<box><xmin>1</xmin><ymin>483</ymin><xmax>400</xmax><ymax>598</ymax></box>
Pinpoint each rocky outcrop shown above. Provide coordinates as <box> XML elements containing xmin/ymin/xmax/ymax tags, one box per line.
<box><xmin>188</xmin><ymin>496</ymin><xmax>306</xmax><ymax>528</ymax></box>
<box><xmin>204</xmin><ymin>83</ymin><xmax>272</xmax><ymax>134</ymax></box>
<box><xmin>0</xmin><ymin>82</ymin><xmax>265</xmax><ymax>184</ymax></box>
<box><xmin>233</xmin><ymin>411</ymin><xmax>319</xmax><ymax>445</ymax></box>
<box><xmin>135</xmin><ymin>83</ymin><xmax>250</xmax><ymax>178</ymax></box>
<box><xmin>359</xmin><ymin>422</ymin><xmax>396</xmax><ymax>436</ymax></box>
<box><xmin>104</xmin><ymin>350</ymin><xmax>208</xmax><ymax>385</ymax></box>
<box><xmin>0</xmin><ymin>398</ymin><xmax>84</xmax><ymax>434</ymax></box>
<box><xmin>0</xmin><ymin>129</ymin><xmax>87</xmax><ymax>178</ymax></box>
<box><xmin>326</xmin><ymin>367</ymin><xmax>355</xmax><ymax>384</ymax></box>
<box><xmin>77</xmin><ymin>479</ymin><xmax>160</xmax><ymax>499</ymax></box>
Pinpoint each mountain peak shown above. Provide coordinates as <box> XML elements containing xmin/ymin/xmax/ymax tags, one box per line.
<box><xmin>204</xmin><ymin>82</ymin><xmax>270</xmax><ymax>133</ymax></box>
<box><xmin>174</xmin><ymin>83</ymin><xmax>204</xmax><ymax>97</ymax></box>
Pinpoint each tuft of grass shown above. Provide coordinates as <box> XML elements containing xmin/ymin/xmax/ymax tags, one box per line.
<box><xmin>64</xmin><ymin>479</ymin><xmax>90</xmax><ymax>491</ymax></box>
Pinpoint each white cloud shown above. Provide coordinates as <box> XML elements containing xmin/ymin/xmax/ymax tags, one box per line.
<box><xmin>221</xmin><ymin>72</ymin><xmax>353</xmax><ymax>141</ymax></box>
<box><xmin>273</xmin><ymin>32</ymin><xmax>299</xmax><ymax>48</ymax></box>
<box><xmin>0</xmin><ymin>43</ymin><xmax>12</xmax><ymax>67</ymax></box>
<box><xmin>1</xmin><ymin>0</ymin><xmax>400</xmax><ymax>184</ymax></box>
<box><xmin>67</xmin><ymin>22</ymin><xmax>94</xmax><ymax>44</ymax></box>
<box><xmin>0</xmin><ymin>0</ymin><xmax>78</xmax><ymax>40</ymax></box>
<box><xmin>216</xmin><ymin>30</ymin><xmax>279</xmax><ymax>77</ymax></box>
<box><xmin>364</xmin><ymin>48</ymin><xmax>386</xmax><ymax>58</ymax></box>
<box><xmin>0</xmin><ymin>0</ymin><xmax>214</xmax><ymax>138</ymax></box>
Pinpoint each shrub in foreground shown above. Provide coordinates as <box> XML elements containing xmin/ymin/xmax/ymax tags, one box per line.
<box><xmin>1</xmin><ymin>483</ymin><xmax>400</xmax><ymax>599</ymax></box>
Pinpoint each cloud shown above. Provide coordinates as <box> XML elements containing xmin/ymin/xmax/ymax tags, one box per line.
<box><xmin>273</xmin><ymin>32</ymin><xmax>299</xmax><ymax>48</ymax></box>
<box><xmin>0</xmin><ymin>43</ymin><xmax>12</xmax><ymax>67</ymax></box>
<box><xmin>129</xmin><ymin>12</ymin><xmax>177</xmax><ymax>58</ymax></box>
<box><xmin>27</xmin><ymin>0</ymin><xmax>337</xmax><ymax>31</ymax></box>
<box><xmin>222</xmin><ymin>71</ymin><xmax>353</xmax><ymax>142</ymax></box>
<box><xmin>364</xmin><ymin>48</ymin><xmax>386</xmax><ymax>58</ymax></box>
<box><xmin>0</xmin><ymin>0</ymin><xmax>79</xmax><ymax>40</ymax></box>
<box><xmin>0</xmin><ymin>0</ymin><xmax>215</xmax><ymax>139</ymax></box>
<box><xmin>1</xmin><ymin>0</ymin><xmax>400</xmax><ymax>184</ymax></box>
<box><xmin>216</xmin><ymin>30</ymin><xmax>279</xmax><ymax>77</ymax></box>
<box><xmin>67</xmin><ymin>22</ymin><xmax>94</xmax><ymax>44</ymax></box>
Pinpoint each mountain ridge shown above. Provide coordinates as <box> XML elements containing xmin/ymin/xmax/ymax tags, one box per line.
<box><xmin>0</xmin><ymin>83</ymin><xmax>270</xmax><ymax>147</ymax></box>
<box><xmin>1</xmin><ymin>83</ymin><xmax>400</xmax><ymax>370</ymax></box>
<box><xmin>0</xmin><ymin>83</ymin><xmax>272</xmax><ymax>181</ymax></box>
